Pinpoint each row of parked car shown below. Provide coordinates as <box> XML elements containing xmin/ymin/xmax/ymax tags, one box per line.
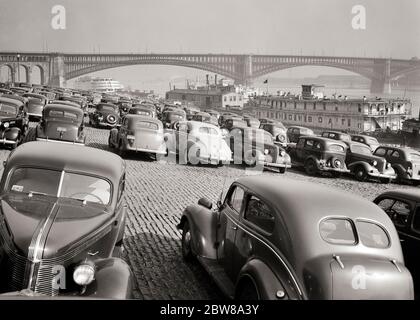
<box><xmin>0</xmin><ymin>82</ymin><xmax>419</xmax><ymax>300</ymax></box>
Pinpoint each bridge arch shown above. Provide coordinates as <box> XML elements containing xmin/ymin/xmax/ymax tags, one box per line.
<box><xmin>0</xmin><ymin>64</ymin><xmax>14</xmax><ymax>82</ymax></box>
<box><xmin>31</xmin><ymin>64</ymin><xmax>46</xmax><ymax>84</ymax></box>
<box><xmin>64</xmin><ymin>60</ymin><xmax>240</xmax><ymax>82</ymax></box>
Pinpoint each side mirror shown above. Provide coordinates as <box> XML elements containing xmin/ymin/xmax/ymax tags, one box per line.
<box><xmin>198</xmin><ymin>197</ymin><xmax>212</xmax><ymax>210</ymax></box>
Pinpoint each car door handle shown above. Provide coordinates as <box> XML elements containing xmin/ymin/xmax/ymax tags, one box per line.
<box><xmin>231</xmin><ymin>225</ymin><xmax>238</xmax><ymax>230</ymax></box>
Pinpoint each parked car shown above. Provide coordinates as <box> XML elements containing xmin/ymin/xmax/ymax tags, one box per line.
<box><xmin>164</xmin><ymin>121</ymin><xmax>232</xmax><ymax>165</ymax></box>
<box><xmin>321</xmin><ymin>131</ymin><xmax>352</xmax><ymax>143</ymax></box>
<box><xmin>109</xmin><ymin>115</ymin><xmax>166</xmax><ymax>158</ymax></box>
<box><xmin>128</xmin><ymin>105</ymin><xmax>156</xmax><ymax>118</ymax></box>
<box><xmin>161</xmin><ymin>109</ymin><xmax>187</xmax><ymax>128</ymax></box>
<box><xmin>226</xmin><ymin>127</ymin><xmax>291</xmax><ymax>173</ymax></box>
<box><xmin>374</xmin><ymin>190</ymin><xmax>420</xmax><ymax>296</ymax></box>
<box><xmin>220</xmin><ymin>116</ymin><xmax>247</xmax><ymax>132</ymax></box>
<box><xmin>0</xmin><ymin>96</ymin><xmax>29</xmax><ymax>149</ymax></box>
<box><xmin>0</xmin><ymin>89</ymin><xmax>13</xmax><ymax>95</ymax></box>
<box><xmin>373</xmin><ymin>146</ymin><xmax>420</xmax><ymax>185</ymax></box>
<box><xmin>36</xmin><ymin>104</ymin><xmax>86</xmax><ymax>145</ymax></box>
<box><xmin>191</xmin><ymin>112</ymin><xmax>218</xmax><ymax>126</ymax></box>
<box><xmin>178</xmin><ymin>176</ymin><xmax>413</xmax><ymax>300</ymax></box>
<box><xmin>351</xmin><ymin>134</ymin><xmax>380</xmax><ymax>152</ymax></box>
<box><xmin>345</xmin><ymin>141</ymin><xmax>396</xmax><ymax>183</ymax></box>
<box><xmin>219</xmin><ymin>113</ymin><xmax>242</xmax><ymax>127</ymax></box>
<box><xmin>204</xmin><ymin>109</ymin><xmax>220</xmax><ymax>120</ymax></box>
<box><xmin>89</xmin><ymin>103</ymin><xmax>120</xmax><ymax>128</ymax></box>
<box><xmin>60</xmin><ymin>95</ymin><xmax>87</xmax><ymax>111</ymax></box>
<box><xmin>0</xmin><ymin>141</ymin><xmax>133</xmax><ymax>298</ymax></box>
<box><xmin>288</xmin><ymin>136</ymin><xmax>350</xmax><ymax>177</ymax></box>
<box><xmin>286</xmin><ymin>126</ymin><xmax>315</xmax><ymax>143</ymax></box>
<box><xmin>260</xmin><ymin>123</ymin><xmax>288</xmax><ymax>147</ymax></box>
<box><xmin>184</xmin><ymin>106</ymin><xmax>200</xmax><ymax>120</ymax></box>
<box><xmin>22</xmin><ymin>93</ymin><xmax>47</xmax><ymax>120</ymax></box>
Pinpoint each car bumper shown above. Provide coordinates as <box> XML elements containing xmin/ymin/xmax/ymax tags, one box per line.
<box><xmin>125</xmin><ymin>145</ymin><xmax>167</xmax><ymax>154</ymax></box>
<box><xmin>259</xmin><ymin>161</ymin><xmax>292</xmax><ymax>169</ymax></box>
<box><xmin>97</xmin><ymin>121</ymin><xmax>118</xmax><ymax>127</ymax></box>
<box><xmin>36</xmin><ymin>138</ymin><xmax>85</xmax><ymax>145</ymax></box>
<box><xmin>367</xmin><ymin>169</ymin><xmax>397</xmax><ymax>179</ymax></box>
<box><xmin>28</xmin><ymin>112</ymin><xmax>42</xmax><ymax>118</ymax></box>
<box><xmin>319</xmin><ymin>167</ymin><xmax>350</xmax><ymax>173</ymax></box>
<box><xmin>0</xmin><ymin>138</ymin><xmax>18</xmax><ymax>145</ymax></box>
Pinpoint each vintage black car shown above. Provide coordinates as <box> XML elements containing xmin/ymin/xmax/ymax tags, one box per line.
<box><xmin>286</xmin><ymin>126</ymin><xmax>315</xmax><ymax>143</ymax></box>
<box><xmin>0</xmin><ymin>97</ymin><xmax>29</xmax><ymax>149</ymax></box>
<box><xmin>109</xmin><ymin>115</ymin><xmax>166</xmax><ymax>158</ymax></box>
<box><xmin>0</xmin><ymin>141</ymin><xmax>133</xmax><ymax>298</ymax></box>
<box><xmin>178</xmin><ymin>176</ymin><xmax>413</xmax><ymax>299</ymax></box>
<box><xmin>161</xmin><ymin>109</ymin><xmax>187</xmax><ymax>128</ymax></box>
<box><xmin>260</xmin><ymin>123</ymin><xmax>288</xmax><ymax>147</ymax></box>
<box><xmin>288</xmin><ymin>136</ymin><xmax>350</xmax><ymax>177</ymax></box>
<box><xmin>36</xmin><ymin>104</ymin><xmax>86</xmax><ymax>145</ymax></box>
<box><xmin>89</xmin><ymin>103</ymin><xmax>120</xmax><ymax>128</ymax></box>
<box><xmin>345</xmin><ymin>142</ymin><xmax>396</xmax><ymax>183</ymax></box>
<box><xmin>373</xmin><ymin>146</ymin><xmax>420</xmax><ymax>185</ymax></box>
<box><xmin>226</xmin><ymin>127</ymin><xmax>291</xmax><ymax>173</ymax></box>
<box><xmin>351</xmin><ymin>134</ymin><xmax>380</xmax><ymax>152</ymax></box>
<box><xmin>22</xmin><ymin>93</ymin><xmax>47</xmax><ymax>120</ymax></box>
<box><xmin>374</xmin><ymin>190</ymin><xmax>420</xmax><ymax>296</ymax></box>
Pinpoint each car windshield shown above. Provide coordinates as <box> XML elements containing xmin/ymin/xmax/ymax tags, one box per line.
<box><xmin>98</xmin><ymin>105</ymin><xmax>116</xmax><ymax>112</ymax></box>
<box><xmin>47</xmin><ymin>110</ymin><xmax>80</xmax><ymax>122</ymax></box>
<box><xmin>132</xmin><ymin>109</ymin><xmax>151</xmax><ymax>116</ymax></box>
<box><xmin>167</xmin><ymin>113</ymin><xmax>184</xmax><ymax>121</ymax></box>
<box><xmin>341</xmin><ymin>135</ymin><xmax>351</xmax><ymax>142</ymax></box>
<box><xmin>246</xmin><ymin>129</ymin><xmax>273</xmax><ymax>144</ymax></box>
<box><xmin>0</xmin><ymin>103</ymin><xmax>17</xmax><ymax>115</ymax></box>
<box><xmin>302</xmin><ymin>128</ymin><xmax>314</xmax><ymax>135</ymax></box>
<box><xmin>8</xmin><ymin>168</ymin><xmax>111</xmax><ymax>205</ymax></box>
<box><xmin>350</xmin><ymin>144</ymin><xmax>372</xmax><ymax>155</ymax></box>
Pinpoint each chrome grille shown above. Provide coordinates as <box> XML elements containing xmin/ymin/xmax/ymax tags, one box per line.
<box><xmin>4</xmin><ymin>250</ymin><xmax>29</xmax><ymax>291</ymax></box>
<box><xmin>34</xmin><ymin>263</ymin><xmax>60</xmax><ymax>296</ymax></box>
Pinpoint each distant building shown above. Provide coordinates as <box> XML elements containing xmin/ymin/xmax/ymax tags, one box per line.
<box><xmin>165</xmin><ymin>84</ymin><xmax>244</xmax><ymax>110</ymax></box>
<box><xmin>247</xmin><ymin>84</ymin><xmax>410</xmax><ymax>133</ymax></box>
<box><xmin>74</xmin><ymin>76</ymin><xmax>124</xmax><ymax>93</ymax></box>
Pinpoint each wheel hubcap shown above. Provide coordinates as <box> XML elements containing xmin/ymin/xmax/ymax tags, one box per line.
<box><xmin>183</xmin><ymin>231</ymin><xmax>191</xmax><ymax>252</ymax></box>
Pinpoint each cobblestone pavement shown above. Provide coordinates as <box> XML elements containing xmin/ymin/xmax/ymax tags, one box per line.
<box><xmin>1</xmin><ymin>121</ymin><xmax>418</xmax><ymax>299</ymax></box>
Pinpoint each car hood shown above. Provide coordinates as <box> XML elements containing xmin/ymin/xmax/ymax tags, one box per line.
<box><xmin>0</xmin><ymin>195</ymin><xmax>111</xmax><ymax>259</ymax></box>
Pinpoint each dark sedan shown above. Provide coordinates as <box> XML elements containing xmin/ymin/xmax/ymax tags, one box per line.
<box><xmin>0</xmin><ymin>141</ymin><xmax>133</xmax><ymax>298</ymax></box>
<box><xmin>178</xmin><ymin>176</ymin><xmax>413</xmax><ymax>299</ymax></box>
<box><xmin>89</xmin><ymin>103</ymin><xmax>120</xmax><ymax>128</ymax></box>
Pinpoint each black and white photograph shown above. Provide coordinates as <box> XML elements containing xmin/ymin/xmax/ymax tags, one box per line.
<box><xmin>0</xmin><ymin>0</ymin><xmax>419</xmax><ymax>309</ymax></box>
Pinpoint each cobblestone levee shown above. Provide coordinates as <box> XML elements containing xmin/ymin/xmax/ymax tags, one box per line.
<box><xmin>0</xmin><ymin>121</ymin><xmax>417</xmax><ymax>299</ymax></box>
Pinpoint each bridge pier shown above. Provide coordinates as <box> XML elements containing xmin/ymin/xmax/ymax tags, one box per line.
<box><xmin>370</xmin><ymin>59</ymin><xmax>391</xmax><ymax>94</ymax></box>
<box><xmin>48</xmin><ymin>54</ymin><xmax>66</xmax><ymax>87</ymax></box>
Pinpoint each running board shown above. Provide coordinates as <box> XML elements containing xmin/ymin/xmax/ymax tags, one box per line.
<box><xmin>197</xmin><ymin>256</ymin><xmax>235</xmax><ymax>299</ymax></box>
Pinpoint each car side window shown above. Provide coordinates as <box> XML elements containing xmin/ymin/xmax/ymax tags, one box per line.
<box><xmin>314</xmin><ymin>142</ymin><xmax>322</xmax><ymax>150</ymax></box>
<box><xmin>227</xmin><ymin>186</ymin><xmax>245</xmax><ymax>214</ymax></box>
<box><xmin>374</xmin><ymin>148</ymin><xmax>387</xmax><ymax>157</ymax></box>
<box><xmin>305</xmin><ymin>139</ymin><xmax>314</xmax><ymax>148</ymax></box>
<box><xmin>412</xmin><ymin>207</ymin><xmax>420</xmax><ymax>234</ymax></box>
<box><xmin>296</xmin><ymin>138</ymin><xmax>305</xmax><ymax>148</ymax></box>
<box><xmin>387</xmin><ymin>200</ymin><xmax>411</xmax><ymax>227</ymax></box>
<box><xmin>391</xmin><ymin>151</ymin><xmax>400</xmax><ymax>158</ymax></box>
<box><xmin>244</xmin><ymin>195</ymin><xmax>275</xmax><ymax>233</ymax></box>
<box><xmin>293</xmin><ymin>128</ymin><xmax>300</xmax><ymax>134</ymax></box>
<box><xmin>321</xmin><ymin>132</ymin><xmax>328</xmax><ymax>138</ymax></box>
<box><xmin>377</xmin><ymin>198</ymin><xmax>395</xmax><ymax>211</ymax></box>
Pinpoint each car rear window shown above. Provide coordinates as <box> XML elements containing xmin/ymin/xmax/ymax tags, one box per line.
<box><xmin>0</xmin><ymin>104</ymin><xmax>17</xmax><ymax>114</ymax></box>
<box><xmin>133</xmin><ymin>121</ymin><xmax>158</xmax><ymax>130</ymax></box>
<box><xmin>320</xmin><ymin>218</ymin><xmax>356</xmax><ymax>245</ymax></box>
<box><xmin>328</xmin><ymin>144</ymin><xmax>345</xmax><ymax>152</ymax></box>
<box><xmin>356</xmin><ymin>221</ymin><xmax>390</xmax><ymax>248</ymax></box>
<box><xmin>48</xmin><ymin>110</ymin><xmax>79</xmax><ymax>120</ymax></box>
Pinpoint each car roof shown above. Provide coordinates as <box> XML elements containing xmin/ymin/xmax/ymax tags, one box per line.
<box><xmin>376</xmin><ymin>146</ymin><xmax>418</xmax><ymax>153</ymax></box>
<box><xmin>299</xmin><ymin>135</ymin><xmax>347</xmax><ymax>145</ymax></box>
<box><xmin>6</xmin><ymin>141</ymin><xmax>125</xmax><ymax>185</ymax></box>
<box><xmin>376</xmin><ymin>189</ymin><xmax>420</xmax><ymax>202</ymax></box>
<box><xmin>322</xmin><ymin>130</ymin><xmax>349</xmax><ymax>135</ymax></box>
<box><xmin>124</xmin><ymin>114</ymin><xmax>161</xmax><ymax>123</ymax></box>
<box><xmin>0</xmin><ymin>97</ymin><xmax>23</xmax><ymax>106</ymax></box>
<box><xmin>288</xmin><ymin>126</ymin><xmax>312</xmax><ymax>130</ymax></box>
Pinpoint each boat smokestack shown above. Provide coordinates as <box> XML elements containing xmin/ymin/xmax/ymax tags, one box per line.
<box><xmin>215</xmin><ymin>74</ymin><xmax>217</xmax><ymax>85</ymax></box>
<box><xmin>206</xmin><ymin>74</ymin><xmax>209</xmax><ymax>86</ymax></box>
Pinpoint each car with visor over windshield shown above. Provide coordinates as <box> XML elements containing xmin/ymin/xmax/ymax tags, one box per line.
<box><xmin>0</xmin><ymin>141</ymin><xmax>133</xmax><ymax>298</ymax></box>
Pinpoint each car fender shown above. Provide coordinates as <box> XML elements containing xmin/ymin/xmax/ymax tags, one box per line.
<box><xmin>347</xmin><ymin>161</ymin><xmax>373</xmax><ymax>173</ymax></box>
<box><xmin>392</xmin><ymin>163</ymin><xmax>409</xmax><ymax>179</ymax></box>
<box><xmin>304</xmin><ymin>155</ymin><xmax>320</xmax><ymax>167</ymax></box>
<box><xmin>177</xmin><ymin>204</ymin><xmax>218</xmax><ymax>259</ymax></box>
<box><xmin>236</xmin><ymin>259</ymin><xmax>289</xmax><ymax>300</ymax></box>
<box><xmin>83</xmin><ymin>258</ymin><xmax>133</xmax><ymax>299</ymax></box>
<box><xmin>4</xmin><ymin>127</ymin><xmax>21</xmax><ymax>141</ymax></box>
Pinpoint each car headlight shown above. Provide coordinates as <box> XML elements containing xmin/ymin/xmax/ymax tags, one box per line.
<box><xmin>278</xmin><ymin>135</ymin><xmax>285</xmax><ymax>142</ymax></box>
<box><xmin>97</xmin><ymin>115</ymin><xmax>103</xmax><ymax>120</ymax></box>
<box><xmin>264</xmin><ymin>149</ymin><xmax>269</xmax><ymax>155</ymax></box>
<box><xmin>280</xmin><ymin>150</ymin><xmax>286</xmax><ymax>157</ymax></box>
<box><xmin>73</xmin><ymin>262</ymin><xmax>95</xmax><ymax>286</ymax></box>
<box><xmin>386</xmin><ymin>162</ymin><xmax>391</xmax><ymax>169</ymax></box>
<box><xmin>127</xmin><ymin>135</ymin><xmax>135</xmax><ymax>140</ymax></box>
<box><xmin>3</xmin><ymin>122</ymin><xmax>9</xmax><ymax>128</ymax></box>
<box><xmin>372</xmin><ymin>160</ymin><xmax>378</xmax><ymax>166</ymax></box>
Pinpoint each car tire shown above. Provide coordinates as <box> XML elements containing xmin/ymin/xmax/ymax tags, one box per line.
<box><xmin>304</xmin><ymin>159</ymin><xmax>318</xmax><ymax>176</ymax></box>
<box><xmin>279</xmin><ymin>167</ymin><xmax>286</xmax><ymax>174</ymax></box>
<box><xmin>380</xmin><ymin>177</ymin><xmax>392</xmax><ymax>184</ymax></box>
<box><xmin>181</xmin><ymin>221</ymin><xmax>194</xmax><ymax>261</ymax></box>
<box><xmin>354</xmin><ymin>166</ymin><xmax>367</xmax><ymax>182</ymax></box>
<box><xmin>118</xmin><ymin>141</ymin><xmax>126</xmax><ymax>158</ymax></box>
<box><xmin>108</xmin><ymin>136</ymin><xmax>113</xmax><ymax>149</ymax></box>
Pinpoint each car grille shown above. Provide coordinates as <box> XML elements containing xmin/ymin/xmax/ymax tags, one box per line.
<box><xmin>4</xmin><ymin>250</ymin><xmax>29</xmax><ymax>291</ymax></box>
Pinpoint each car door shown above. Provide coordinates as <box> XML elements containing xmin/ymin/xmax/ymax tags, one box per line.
<box><xmin>294</xmin><ymin>137</ymin><xmax>306</xmax><ymax>163</ymax></box>
<box><xmin>232</xmin><ymin>194</ymin><xmax>276</xmax><ymax>279</ymax></box>
<box><xmin>217</xmin><ymin>184</ymin><xmax>245</xmax><ymax>280</ymax></box>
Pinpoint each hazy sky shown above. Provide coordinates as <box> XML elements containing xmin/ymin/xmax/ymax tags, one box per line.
<box><xmin>0</xmin><ymin>0</ymin><xmax>419</xmax><ymax>92</ymax></box>
<box><xmin>1</xmin><ymin>0</ymin><xmax>419</xmax><ymax>58</ymax></box>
